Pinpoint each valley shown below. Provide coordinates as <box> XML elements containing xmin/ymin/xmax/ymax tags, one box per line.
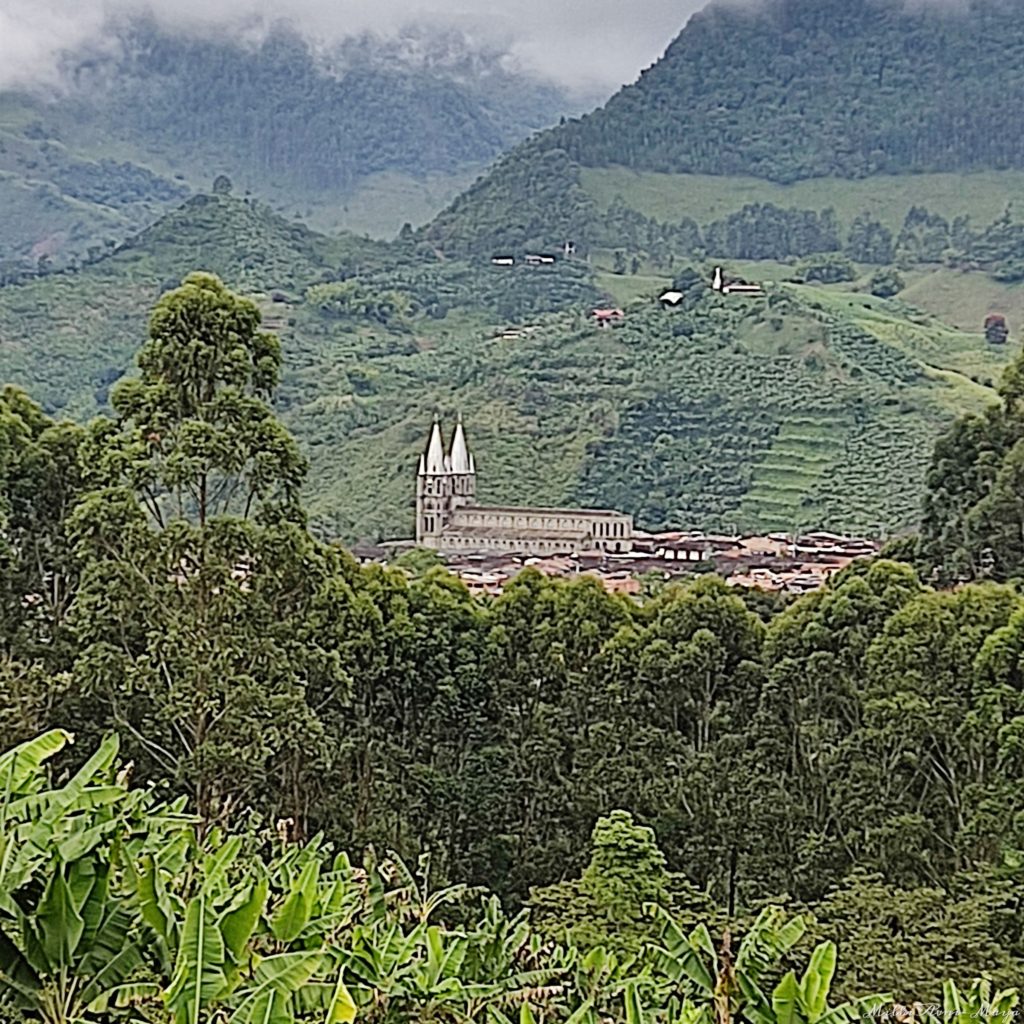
<box><xmin>0</xmin><ymin>193</ymin><xmax>1012</xmax><ymax>543</ymax></box>
<box><xmin>7</xmin><ymin>0</ymin><xmax>1024</xmax><ymax>1012</ymax></box>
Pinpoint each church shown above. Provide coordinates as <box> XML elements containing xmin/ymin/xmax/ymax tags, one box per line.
<box><xmin>416</xmin><ymin>417</ymin><xmax>634</xmax><ymax>555</ymax></box>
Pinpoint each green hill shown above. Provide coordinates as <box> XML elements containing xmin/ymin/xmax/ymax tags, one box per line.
<box><xmin>0</xmin><ymin>194</ymin><xmax>1010</xmax><ymax>541</ymax></box>
<box><xmin>552</xmin><ymin>0</ymin><xmax>1024</xmax><ymax>182</ymax></box>
<box><xmin>423</xmin><ymin>0</ymin><xmax>1024</xmax><ymax>265</ymax></box>
<box><xmin>0</xmin><ymin>22</ymin><xmax>576</xmax><ymax>268</ymax></box>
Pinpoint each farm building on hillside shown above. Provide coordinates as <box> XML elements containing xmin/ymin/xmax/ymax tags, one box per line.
<box><xmin>592</xmin><ymin>308</ymin><xmax>625</xmax><ymax>327</ymax></box>
<box><xmin>712</xmin><ymin>266</ymin><xmax>764</xmax><ymax>296</ymax></box>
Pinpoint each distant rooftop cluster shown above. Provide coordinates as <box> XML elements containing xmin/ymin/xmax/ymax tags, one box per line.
<box><xmin>366</xmin><ymin>416</ymin><xmax>882</xmax><ymax>596</ymax></box>
<box><xmin>358</xmin><ymin>529</ymin><xmax>881</xmax><ymax>598</ymax></box>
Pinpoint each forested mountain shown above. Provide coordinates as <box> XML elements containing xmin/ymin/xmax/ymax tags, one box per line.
<box><xmin>0</xmin><ymin>193</ymin><xmax>1010</xmax><ymax>542</ymax></box>
<box><xmin>424</xmin><ymin>0</ymin><xmax>1024</xmax><ymax>258</ymax></box>
<box><xmin>1</xmin><ymin>276</ymin><xmax>1024</xmax><ymax>1009</ymax></box>
<box><xmin>549</xmin><ymin>0</ymin><xmax>1024</xmax><ymax>182</ymax></box>
<box><xmin>0</xmin><ymin>20</ymin><xmax>576</xmax><ymax>267</ymax></box>
<box><xmin>73</xmin><ymin>21</ymin><xmax>568</xmax><ymax>191</ymax></box>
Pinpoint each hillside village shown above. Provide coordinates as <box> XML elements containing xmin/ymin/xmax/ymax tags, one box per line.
<box><xmin>354</xmin><ymin>414</ymin><xmax>881</xmax><ymax>596</ymax></box>
<box><xmin>9</xmin><ymin>0</ymin><xmax>1024</xmax><ymax>1009</ymax></box>
<box><xmin>357</xmin><ymin>528</ymin><xmax>881</xmax><ymax>596</ymax></box>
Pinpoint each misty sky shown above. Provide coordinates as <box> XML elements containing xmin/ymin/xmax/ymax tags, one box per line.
<box><xmin>0</xmin><ymin>0</ymin><xmax>707</xmax><ymax>95</ymax></box>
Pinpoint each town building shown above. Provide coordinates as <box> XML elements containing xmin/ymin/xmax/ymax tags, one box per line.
<box><xmin>415</xmin><ymin>417</ymin><xmax>634</xmax><ymax>555</ymax></box>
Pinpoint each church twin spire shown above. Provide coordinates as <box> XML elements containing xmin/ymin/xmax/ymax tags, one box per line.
<box><xmin>418</xmin><ymin>414</ymin><xmax>475</xmax><ymax>478</ymax></box>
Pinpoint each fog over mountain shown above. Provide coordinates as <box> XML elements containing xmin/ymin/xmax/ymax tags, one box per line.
<box><xmin>0</xmin><ymin>0</ymin><xmax>703</xmax><ymax>96</ymax></box>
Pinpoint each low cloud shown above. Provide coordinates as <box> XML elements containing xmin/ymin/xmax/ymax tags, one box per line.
<box><xmin>0</xmin><ymin>0</ymin><xmax>703</xmax><ymax>95</ymax></box>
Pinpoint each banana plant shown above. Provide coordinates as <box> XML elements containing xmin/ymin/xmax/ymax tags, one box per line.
<box><xmin>749</xmin><ymin>941</ymin><xmax>888</xmax><ymax>1024</ymax></box>
<box><xmin>643</xmin><ymin>907</ymin><xmax>889</xmax><ymax>1024</ymax></box>
<box><xmin>336</xmin><ymin>856</ymin><xmax>571</xmax><ymax>1024</ymax></box>
<box><xmin>0</xmin><ymin>730</ymin><xmax>184</xmax><ymax>1024</ymax></box>
<box><xmin>924</xmin><ymin>979</ymin><xmax>1019</xmax><ymax>1024</ymax></box>
<box><xmin>99</xmin><ymin>831</ymin><xmax>355</xmax><ymax>1024</ymax></box>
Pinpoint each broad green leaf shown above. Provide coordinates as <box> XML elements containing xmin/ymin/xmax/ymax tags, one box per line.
<box><xmin>36</xmin><ymin>866</ymin><xmax>86</xmax><ymax>967</ymax></box>
<box><xmin>800</xmin><ymin>942</ymin><xmax>837</xmax><ymax>1021</ymax></box>
<box><xmin>564</xmin><ymin>999</ymin><xmax>596</xmax><ymax>1024</ymax></box>
<box><xmin>942</xmin><ymin>979</ymin><xmax>962</xmax><ymax>1021</ymax></box>
<box><xmin>203</xmin><ymin>835</ymin><xmax>243</xmax><ymax>892</ymax></box>
<box><xmin>221</xmin><ymin>878</ymin><xmax>267</xmax><ymax>961</ymax></box>
<box><xmin>624</xmin><ymin>981</ymin><xmax>645</xmax><ymax>1024</ymax></box>
<box><xmin>777</xmin><ymin>916</ymin><xmax>807</xmax><ymax>953</ymax></box>
<box><xmin>75</xmin><ymin>859</ymin><xmax>109</xmax><ymax>948</ymax></box>
<box><xmin>87</xmin><ymin>981</ymin><xmax>162</xmax><ymax>1014</ymax></box>
<box><xmin>772</xmin><ymin>971</ymin><xmax>805</xmax><ymax>1024</ymax></box>
<box><xmin>325</xmin><ymin>972</ymin><xmax>357</xmax><ymax>1024</ymax></box>
<box><xmin>270</xmin><ymin>859</ymin><xmax>320</xmax><ymax>944</ymax></box>
<box><xmin>582</xmin><ymin>947</ymin><xmax>607</xmax><ymax>975</ymax></box>
<box><xmin>138</xmin><ymin>854</ymin><xmax>172</xmax><ymax>943</ymax></box>
<box><xmin>166</xmin><ymin>894</ymin><xmax>228</xmax><ymax>1024</ymax></box>
<box><xmin>228</xmin><ymin>951</ymin><xmax>324</xmax><ymax>1024</ymax></box>
<box><xmin>739</xmin><ymin>972</ymin><xmax>776</xmax><ymax>1024</ymax></box>
<box><xmin>80</xmin><ymin>944</ymin><xmax>144</xmax><ymax>1005</ymax></box>
<box><xmin>676</xmin><ymin>946</ymin><xmax>715</xmax><ymax>993</ymax></box>
<box><xmin>39</xmin><ymin>733</ymin><xmax>120</xmax><ymax>826</ymax></box>
<box><xmin>0</xmin><ymin>730</ymin><xmax>72</xmax><ymax>804</ymax></box>
<box><xmin>520</xmin><ymin>1000</ymin><xmax>536</xmax><ymax>1024</ymax></box>
<box><xmin>0</xmin><ymin>928</ymin><xmax>41</xmax><ymax>1000</ymax></box>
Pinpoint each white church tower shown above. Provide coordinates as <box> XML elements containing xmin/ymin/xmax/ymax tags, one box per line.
<box><xmin>448</xmin><ymin>414</ymin><xmax>476</xmax><ymax>510</ymax></box>
<box><xmin>415</xmin><ymin>414</ymin><xmax>476</xmax><ymax>546</ymax></box>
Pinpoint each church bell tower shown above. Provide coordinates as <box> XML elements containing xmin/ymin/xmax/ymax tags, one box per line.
<box><xmin>447</xmin><ymin>413</ymin><xmax>476</xmax><ymax>511</ymax></box>
<box><xmin>415</xmin><ymin>414</ymin><xmax>477</xmax><ymax>547</ymax></box>
<box><xmin>416</xmin><ymin>415</ymin><xmax>449</xmax><ymax>546</ymax></box>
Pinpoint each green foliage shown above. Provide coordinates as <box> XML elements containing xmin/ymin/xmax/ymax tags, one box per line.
<box><xmin>0</xmin><ymin>287</ymin><xmax>1023</xmax><ymax>1000</ymax></box>
<box><xmin>895</xmin><ymin>206</ymin><xmax>951</xmax><ymax>266</ymax></box>
<box><xmin>543</xmin><ymin>0</ymin><xmax>1024</xmax><ymax>183</ymax></box>
<box><xmin>0</xmin><ymin>731</ymin><xmax>189</xmax><ymax>1024</ymax></box>
<box><xmin>424</xmin><ymin>146</ymin><xmax>596</xmax><ymax>257</ymax></box>
<box><xmin>705</xmin><ymin>206</ymin><xmax>840</xmax><ymax>262</ymax></box>
<box><xmin>530</xmin><ymin>811</ymin><xmax>697</xmax><ymax>951</ymax></box>
<box><xmin>107</xmin><ymin>270</ymin><xmax>306</xmax><ymax>526</ymax></box>
<box><xmin>846</xmin><ymin>215</ymin><xmax>895</xmax><ymax>265</ymax></box>
<box><xmin>795</xmin><ymin>254</ymin><xmax>855</xmax><ymax>285</ymax></box>
<box><xmin>306</xmin><ymin>281</ymin><xmax>411</xmax><ymax>327</ymax></box>
<box><xmin>917</xmin><ymin>341</ymin><xmax>1024</xmax><ymax>581</ymax></box>
<box><xmin>1</xmin><ymin>193</ymin><xmax>997</xmax><ymax>541</ymax></box>
<box><xmin>808</xmin><ymin>872</ymin><xmax>1021</xmax><ymax>999</ymax></box>
<box><xmin>6</xmin><ymin>733</ymin><xmax>1011</xmax><ymax>1020</ymax></box>
<box><xmin>868</xmin><ymin>268</ymin><xmax>904</xmax><ymax>299</ymax></box>
<box><xmin>0</xmin><ymin>23</ymin><xmax>573</xmax><ymax>266</ymax></box>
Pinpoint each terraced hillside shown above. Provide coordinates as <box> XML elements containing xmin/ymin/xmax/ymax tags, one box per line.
<box><xmin>0</xmin><ymin>195</ymin><xmax>1009</xmax><ymax>540</ymax></box>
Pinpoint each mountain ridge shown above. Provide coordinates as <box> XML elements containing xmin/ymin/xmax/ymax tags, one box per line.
<box><xmin>0</xmin><ymin>20</ymin><xmax>579</xmax><ymax>268</ymax></box>
<box><xmin>424</xmin><ymin>0</ymin><xmax>1024</xmax><ymax>258</ymax></box>
<box><xmin>0</xmin><ymin>193</ymin><xmax>1009</xmax><ymax>542</ymax></box>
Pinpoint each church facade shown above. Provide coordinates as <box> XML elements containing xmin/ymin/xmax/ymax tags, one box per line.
<box><xmin>415</xmin><ymin>417</ymin><xmax>634</xmax><ymax>555</ymax></box>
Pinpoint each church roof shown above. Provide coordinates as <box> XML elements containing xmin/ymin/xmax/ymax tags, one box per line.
<box><xmin>441</xmin><ymin>525</ymin><xmax>590</xmax><ymax>542</ymax></box>
<box><xmin>424</xmin><ymin>417</ymin><xmax>446</xmax><ymax>475</ymax></box>
<box><xmin>450</xmin><ymin>416</ymin><xmax>471</xmax><ymax>474</ymax></box>
<box><xmin>452</xmin><ymin>504</ymin><xmax>630</xmax><ymax>519</ymax></box>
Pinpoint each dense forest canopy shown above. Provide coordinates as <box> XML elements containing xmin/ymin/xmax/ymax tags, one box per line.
<box><xmin>67</xmin><ymin>21</ymin><xmax>570</xmax><ymax>192</ymax></box>
<box><xmin>1</xmin><ymin>277</ymin><xmax>1024</xmax><ymax>1011</ymax></box>
<box><xmin>11</xmin><ymin>729</ymin><xmax>1006</xmax><ymax>1023</ymax></box>
<box><xmin>542</xmin><ymin>0</ymin><xmax>1024</xmax><ymax>182</ymax></box>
